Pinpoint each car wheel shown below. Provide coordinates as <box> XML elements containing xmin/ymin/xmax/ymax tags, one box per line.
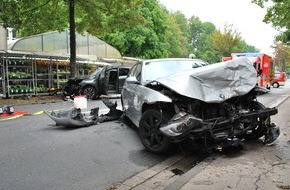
<box><xmin>81</xmin><ymin>86</ymin><xmax>97</xmax><ymax>100</ymax></box>
<box><xmin>242</xmin><ymin>101</ymin><xmax>270</xmax><ymax>140</ymax></box>
<box><xmin>272</xmin><ymin>82</ymin><xmax>279</xmax><ymax>88</ymax></box>
<box><xmin>139</xmin><ymin>109</ymin><xmax>172</xmax><ymax>154</ymax></box>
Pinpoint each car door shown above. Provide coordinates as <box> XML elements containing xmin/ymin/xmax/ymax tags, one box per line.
<box><xmin>117</xmin><ymin>67</ymin><xmax>130</xmax><ymax>93</ymax></box>
<box><xmin>105</xmin><ymin>68</ymin><xmax>119</xmax><ymax>94</ymax></box>
<box><xmin>122</xmin><ymin>63</ymin><xmax>142</xmax><ymax>126</ymax></box>
<box><xmin>97</xmin><ymin>66</ymin><xmax>109</xmax><ymax>95</ymax></box>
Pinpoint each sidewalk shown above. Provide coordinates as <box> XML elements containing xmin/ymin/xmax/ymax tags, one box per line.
<box><xmin>0</xmin><ymin>94</ymin><xmax>63</xmax><ymax>106</ymax></box>
<box><xmin>164</xmin><ymin>96</ymin><xmax>290</xmax><ymax>190</ymax></box>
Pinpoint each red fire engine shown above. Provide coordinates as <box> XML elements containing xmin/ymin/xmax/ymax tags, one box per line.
<box><xmin>223</xmin><ymin>53</ymin><xmax>274</xmax><ymax>89</ymax></box>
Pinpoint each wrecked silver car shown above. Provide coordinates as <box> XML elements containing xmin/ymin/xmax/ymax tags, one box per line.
<box><xmin>121</xmin><ymin>58</ymin><xmax>279</xmax><ymax>154</ymax></box>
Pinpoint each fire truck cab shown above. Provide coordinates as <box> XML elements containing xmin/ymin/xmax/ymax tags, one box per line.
<box><xmin>230</xmin><ymin>53</ymin><xmax>273</xmax><ymax>89</ymax></box>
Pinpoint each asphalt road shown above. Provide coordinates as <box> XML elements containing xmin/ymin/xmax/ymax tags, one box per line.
<box><xmin>0</xmin><ymin>80</ymin><xmax>289</xmax><ymax>190</ymax></box>
<box><xmin>0</xmin><ymin>98</ymin><xmax>185</xmax><ymax>190</ymax></box>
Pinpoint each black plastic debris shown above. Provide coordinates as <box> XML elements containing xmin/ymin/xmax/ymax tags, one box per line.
<box><xmin>45</xmin><ymin>97</ymin><xmax>123</xmax><ymax>127</ymax></box>
<box><xmin>264</xmin><ymin>123</ymin><xmax>281</xmax><ymax>146</ymax></box>
<box><xmin>98</xmin><ymin>98</ymin><xmax>123</xmax><ymax>123</ymax></box>
<box><xmin>171</xmin><ymin>168</ymin><xmax>184</xmax><ymax>175</ymax></box>
<box><xmin>45</xmin><ymin>107</ymin><xmax>99</xmax><ymax>127</ymax></box>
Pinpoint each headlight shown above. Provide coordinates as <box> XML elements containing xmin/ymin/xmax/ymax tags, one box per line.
<box><xmin>160</xmin><ymin>112</ymin><xmax>202</xmax><ymax>137</ymax></box>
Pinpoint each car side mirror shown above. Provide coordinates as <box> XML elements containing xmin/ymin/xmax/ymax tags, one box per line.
<box><xmin>126</xmin><ymin>76</ymin><xmax>140</xmax><ymax>84</ymax></box>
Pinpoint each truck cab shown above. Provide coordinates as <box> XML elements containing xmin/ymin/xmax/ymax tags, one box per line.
<box><xmin>230</xmin><ymin>53</ymin><xmax>273</xmax><ymax>90</ymax></box>
<box><xmin>272</xmin><ymin>71</ymin><xmax>286</xmax><ymax>88</ymax></box>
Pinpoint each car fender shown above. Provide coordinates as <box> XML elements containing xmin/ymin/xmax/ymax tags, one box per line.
<box><xmin>122</xmin><ymin>84</ymin><xmax>172</xmax><ymax>127</ymax></box>
<box><xmin>138</xmin><ymin>85</ymin><xmax>172</xmax><ymax>104</ymax></box>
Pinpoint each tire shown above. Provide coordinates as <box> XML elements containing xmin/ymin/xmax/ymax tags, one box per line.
<box><xmin>242</xmin><ymin>101</ymin><xmax>270</xmax><ymax>140</ymax></box>
<box><xmin>81</xmin><ymin>86</ymin><xmax>97</xmax><ymax>100</ymax></box>
<box><xmin>139</xmin><ymin>109</ymin><xmax>172</xmax><ymax>154</ymax></box>
<box><xmin>272</xmin><ymin>82</ymin><xmax>279</xmax><ymax>88</ymax></box>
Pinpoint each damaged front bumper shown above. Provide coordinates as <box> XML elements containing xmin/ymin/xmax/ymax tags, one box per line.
<box><xmin>160</xmin><ymin>107</ymin><xmax>278</xmax><ymax>138</ymax></box>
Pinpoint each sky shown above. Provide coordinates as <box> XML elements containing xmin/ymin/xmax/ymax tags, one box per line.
<box><xmin>158</xmin><ymin>0</ymin><xmax>279</xmax><ymax>55</ymax></box>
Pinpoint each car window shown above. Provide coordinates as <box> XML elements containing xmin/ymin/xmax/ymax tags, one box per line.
<box><xmin>89</xmin><ymin>68</ymin><xmax>102</xmax><ymax>79</ymax></box>
<box><xmin>134</xmin><ymin>64</ymin><xmax>142</xmax><ymax>81</ymax></box>
<box><xmin>128</xmin><ymin>64</ymin><xmax>137</xmax><ymax>77</ymax></box>
<box><xmin>128</xmin><ymin>63</ymin><xmax>141</xmax><ymax>81</ymax></box>
<box><xmin>119</xmin><ymin>68</ymin><xmax>130</xmax><ymax>76</ymax></box>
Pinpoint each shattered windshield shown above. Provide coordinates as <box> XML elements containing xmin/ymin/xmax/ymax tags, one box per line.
<box><xmin>144</xmin><ymin>60</ymin><xmax>205</xmax><ymax>81</ymax></box>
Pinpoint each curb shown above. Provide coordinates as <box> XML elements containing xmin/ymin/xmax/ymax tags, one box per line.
<box><xmin>266</xmin><ymin>95</ymin><xmax>289</xmax><ymax>108</ymax></box>
<box><xmin>162</xmin><ymin>156</ymin><xmax>217</xmax><ymax>190</ymax></box>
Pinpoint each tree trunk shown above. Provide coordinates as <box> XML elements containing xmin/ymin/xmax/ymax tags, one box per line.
<box><xmin>69</xmin><ymin>0</ymin><xmax>76</xmax><ymax>78</ymax></box>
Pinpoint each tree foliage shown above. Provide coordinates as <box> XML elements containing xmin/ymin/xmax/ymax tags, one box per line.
<box><xmin>273</xmin><ymin>42</ymin><xmax>290</xmax><ymax>71</ymax></box>
<box><xmin>187</xmin><ymin>16</ymin><xmax>220</xmax><ymax>62</ymax></box>
<box><xmin>0</xmin><ymin>0</ymin><xmax>143</xmax><ymax>36</ymax></box>
<box><xmin>252</xmin><ymin>0</ymin><xmax>290</xmax><ymax>71</ymax></box>
<box><xmin>0</xmin><ymin>0</ymin><xmax>143</xmax><ymax>76</ymax></box>
<box><xmin>101</xmin><ymin>0</ymin><xmax>168</xmax><ymax>58</ymax></box>
<box><xmin>252</xmin><ymin>0</ymin><xmax>290</xmax><ymax>44</ymax></box>
<box><xmin>210</xmin><ymin>24</ymin><xmax>242</xmax><ymax>57</ymax></box>
<box><xmin>0</xmin><ymin>0</ymin><xmax>259</xmax><ymax>62</ymax></box>
<box><xmin>164</xmin><ymin>11</ymin><xmax>190</xmax><ymax>58</ymax></box>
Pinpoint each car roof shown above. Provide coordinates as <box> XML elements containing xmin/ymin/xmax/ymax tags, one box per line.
<box><xmin>141</xmin><ymin>58</ymin><xmax>207</xmax><ymax>63</ymax></box>
<box><xmin>105</xmin><ymin>65</ymin><xmax>131</xmax><ymax>69</ymax></box>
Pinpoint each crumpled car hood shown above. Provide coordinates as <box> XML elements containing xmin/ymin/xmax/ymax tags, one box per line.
<box><xmin>153</xmin><ymin>57</ymin><xmax>257</xmax><ymax>103</ymax></box>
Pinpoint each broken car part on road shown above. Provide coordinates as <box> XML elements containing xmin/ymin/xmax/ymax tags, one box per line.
<box><xmin>45</xmin><ymin>98</ymin><xmax>123</xmax><ymax>127</ymax></box>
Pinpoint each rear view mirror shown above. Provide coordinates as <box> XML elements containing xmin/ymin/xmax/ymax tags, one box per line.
<box><xmin>126</xmin><ymin>76</ymin><xmax>139</xmax><ymax>84</ymax></box>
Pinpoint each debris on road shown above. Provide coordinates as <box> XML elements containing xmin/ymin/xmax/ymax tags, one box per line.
<box><xmin>45</xmin><ymin>97</ymin><xmax>123</xmax><ymax>127</ymax></box>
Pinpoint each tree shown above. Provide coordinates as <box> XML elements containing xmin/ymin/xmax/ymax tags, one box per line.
<box><xmin>188</xmin><ymin>16</ymin><xmax>204</xmax><ymax>51</ymax></box>
<box><xmin>273</xmin><ymin>42</ymin><xmax>290</xmax><ymax>71</ymax></box>
<box><xmin>195</xmin><ymin>22</ymin><xmax>219</xmax><ymax>62</ymax></box>
<box><xmin>0</xmin><ymin>0</ymin><xmax>143</xmax><ymax>76</ymax></box>
<box><xmin>188</xmin><ymin>16</ymin><xmax>219</xmax><ymax>62</ymax></box>
<box><xmin>164</xmin><ymin>11</ymin><xmax>190</xmax><ymax>57</ymax></box>
<box><xmin>101</xmin><ymin>0</ymin><xmax>168</xmax><ymax>58</ymax></box>
<box><xmin>235</xmin><ymin>40</ymin><xmax>259</xmax><ymax>53</ymax></box>
<box><xmin>68</xmin><ymin>0</ymin><xmax>76</xmax><ymax>78</ymax></box>
<box><xmin>210</xmin><ymin>24</ymin><xmax>241</xmax><ymax>57</ymax></box>
<box><xmin>252</xmin><ymin>0</ymin><xmax>290</xmax><ymax>44</ymax></box>
<box><xmin>0</xmin><ymin>0</ymin><xmax>143</xmax><ymax>36</ymax></box>
<box><xmin>164</xmin><ymin>14</ymin><xmax>185</xmax><ymax>57</ymax></box>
